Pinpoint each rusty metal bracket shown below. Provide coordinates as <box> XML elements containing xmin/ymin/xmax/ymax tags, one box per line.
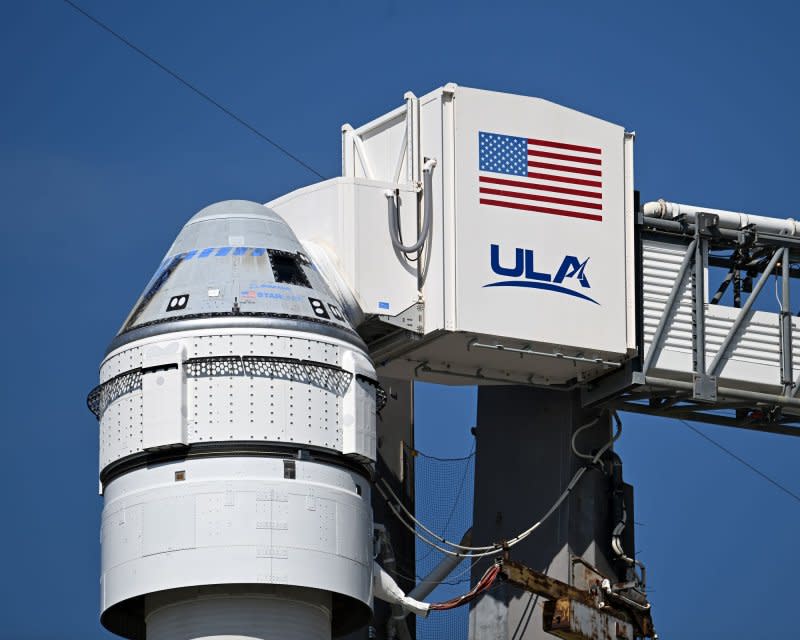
<box><xmin>500</xmin><ymin>559</ymin><xmax>656</xmax><ymax>640</ymax></box>
<box><xmin>544</xmin><ymin>598</ymin><xmax>634</xmax><ymax>640</ymax></box>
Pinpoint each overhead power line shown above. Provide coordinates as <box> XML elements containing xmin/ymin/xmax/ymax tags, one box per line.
<box><xmin>680</xmin><ymin>419</ymin><xmax>800</xmax><ymax>504</ymax></box>
<box><xmin>62</xmin><ymin>0</ymin><xmax>327</xmax><ymax>180</ymax></box>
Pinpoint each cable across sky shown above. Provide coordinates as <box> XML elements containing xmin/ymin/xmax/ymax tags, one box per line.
<box><xmin>680</xmin><ymin>419</ymin><xmax>800</xmax><ymax>504</ymax></box>
<box><xmin>62</xmin><ymin>0</ymin><xmax>327</xmax><ymax>180</ymax></box>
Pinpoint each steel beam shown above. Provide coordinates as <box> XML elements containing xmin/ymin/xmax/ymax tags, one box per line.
<box><xmin>692</xmin><ymin>215</ymin><xmax>717</xmax><ymax>401</ymax></box>
<box><xmin>614</xmin><ymin>401</ymin><xmax>800</xmax><ymax>436</ymax></box>
<box><xmin>501</xmin><ymin>560</ymin><xmax>654</xmax><ymax>639</ymax></box>
<box><xmin>644</xmin><ymin>375</ymin><xmax>800</xmax><ymax>408</ymax></box>
<box><xmin>642</xmin><ymin>217</ymin><xmax>800</xmax><ymax>253</ymax></box>
<box><xmin>543</xmin><ymin>598</ymin><xmax>634</xmax><ymax>640</ymax></box>
<box><xmin>781</xmin><ymin>247</ymin><xmax>793</xmax><ymax>395</ymax></box>
<box><xmin>707</xmin><ymin>249</ymin><xmax>782</xmax><ymax>377</ymax></box>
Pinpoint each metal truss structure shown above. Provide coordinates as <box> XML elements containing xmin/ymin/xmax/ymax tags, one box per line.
<box><xmin>586</xmin><ymin>208</ymin><xmax>800</xmax><ymax>436</ymax></box>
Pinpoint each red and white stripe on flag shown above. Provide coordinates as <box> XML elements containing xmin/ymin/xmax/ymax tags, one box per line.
<box><xmin>478</xmin><ymin>132</ymin><xmax>603</xmax><ymax>222</ymax></box>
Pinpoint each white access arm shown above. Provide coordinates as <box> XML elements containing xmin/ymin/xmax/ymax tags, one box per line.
<box><xmin>643</xmin><ymin>199</ymin><xmax>799</xmax><ymax>236</ymax></box>
<box><xmin>372</xmin><ymin>562</ymin><xmax>431</xmax><ymax>617</ymax></box>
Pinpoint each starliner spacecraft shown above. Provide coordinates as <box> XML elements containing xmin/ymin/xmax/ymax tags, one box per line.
<box><xmin>89</xmin><ymin>85</ymin><xmax>800</xmax><ymax>640</ymax></box>
<box><xmin>88</xmin><ymin>200</ymin><xmax>390</xmax><ymax>639</ymax></box>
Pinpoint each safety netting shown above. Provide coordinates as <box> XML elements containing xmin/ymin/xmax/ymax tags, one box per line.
<box><xmin>410</xmin><ymin>443</ymin><xmax>482</xmax><ymax>640</ymax></box>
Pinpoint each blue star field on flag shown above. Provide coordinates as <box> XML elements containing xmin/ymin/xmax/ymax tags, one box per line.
<box><xmin>479</xmin><ymin>132</ymin><xmax>528</xmax><ymax>176</ymax></box>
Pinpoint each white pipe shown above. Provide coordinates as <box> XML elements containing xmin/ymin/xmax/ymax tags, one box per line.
<box><xmin>642</xmin><ymin>199</ymin><xmax>798</xmax><ymax>236</ymax></box>
<box><xmin>351</xmin><ymin>102</ymin><xmax>407</xmax><ymax>138</ymax></box>
<box><xmin>406</xmin><ymin>528</ymin><xmax>473</xmax><ymax>602</ymax></box>
<box><xmin>404</xmin><ymin>92</ymin><xmax>420</xmax><ymax>183</ymax></box>
<box><xmin>393</xmin><ymin>127</ymin><xmax>408</xmax><ymax>185</ymax></box>
<box><xmin>385</xmin><ymin>158</ymin><xmax>437</xmax><ymax>254</ymax></box>
<box><xmin>341</xmin><ymin>124</ymin><xmax>374</xmax><ymax>180</ymax></box>
<box><xmin>373</xmin><ymin>562</ymin><xmax>431</xmax><ymax>618</ymax></box>
<box><xmin>404</xmin><ymin>92</ymin><xmax>417</xmax><ymax>183</ymax></box>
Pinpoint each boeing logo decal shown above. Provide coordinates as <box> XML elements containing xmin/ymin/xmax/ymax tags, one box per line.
<box><xmin>484</xmin><ymin>244</ymin><xmax>598</xmax><ymax>305</ymax></box>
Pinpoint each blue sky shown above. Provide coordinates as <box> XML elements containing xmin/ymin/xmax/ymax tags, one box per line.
<box><xmin>2</xmin><ymin>1</ymin><xmax>799</xmax><ymax>638</ymax></box>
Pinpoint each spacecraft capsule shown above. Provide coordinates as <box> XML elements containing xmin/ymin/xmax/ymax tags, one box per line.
<box><xmin>88</xmin><ymin>200</ymin><xmax>379</xmax><ymax>639</ymax></box>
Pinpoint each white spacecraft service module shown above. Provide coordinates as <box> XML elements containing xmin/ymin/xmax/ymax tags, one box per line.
<box><xmin>89</xmin><ymin>201</ymin><xmax>381</xmax><ymax>640</ymax></box>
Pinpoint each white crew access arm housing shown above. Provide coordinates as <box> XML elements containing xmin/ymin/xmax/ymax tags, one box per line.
<box><xmin>269</xmin><ymin>85</ymin><xmax>637</xmax><ymax>387</ymax></box>
<box><xmin>272</xmin><ymin>84</ymin><xmax>800</xmax><ymax>428</ymax></box>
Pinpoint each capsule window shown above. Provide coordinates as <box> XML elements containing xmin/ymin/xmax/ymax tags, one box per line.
<box><xmin>268</xmin><ymin>250</ymin><xmax>311</xmax><ymax>288</ymax></box>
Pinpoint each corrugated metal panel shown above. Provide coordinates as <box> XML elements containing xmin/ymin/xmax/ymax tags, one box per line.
<box><xmin>642</xmin><ymin>238</ymin><xmax>800</xmax><ymax>393</ymax></box>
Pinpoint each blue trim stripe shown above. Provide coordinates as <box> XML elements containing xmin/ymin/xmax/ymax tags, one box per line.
<box><xmin>167</xmin><ymin>247</ymin><xmax>275</xmax><ymax>260</ymax></box>
<box><xmin>483</xmin><ymin>280</ymin><xmax>599</xmax><ymax>305</ymax></box>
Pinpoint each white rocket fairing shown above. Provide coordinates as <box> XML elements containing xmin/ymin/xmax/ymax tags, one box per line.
<box><xmin>88</xmin><ymin>200</ymin><xmax>380</xmax><ymax>639</ymax></box>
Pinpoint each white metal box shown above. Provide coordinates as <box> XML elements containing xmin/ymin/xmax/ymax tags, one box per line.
<box><xmin>270</xmin><ymin>85</ymin><xmax>636</xmax><ymax>385</ymax></box>
<box><xmin>266</xmin><ymin>178</ymin><xmax>419</xmax><ymax>319</ymax></box>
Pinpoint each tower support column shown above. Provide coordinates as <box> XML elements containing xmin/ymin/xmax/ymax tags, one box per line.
<box><xmin>469</xmin><ymin>387</ymin><xmax>629</xmax><ymax>640</ymax></box>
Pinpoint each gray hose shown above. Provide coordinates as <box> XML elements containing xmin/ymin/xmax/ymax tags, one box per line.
<box><xmin>388</xmin><ymin>158</ymin><xmax>437</xmax><ymax>254</ymax></box>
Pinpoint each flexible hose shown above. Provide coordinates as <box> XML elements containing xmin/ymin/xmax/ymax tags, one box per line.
<box><xmin>387</xmin><ymin>158</ymin><xmax>437</xmax><ymax>254</ymax></box>
<box><xmin>572</xmin><ymin>412</ymin><xmax>622</xmax><ymax>476</ymax></box>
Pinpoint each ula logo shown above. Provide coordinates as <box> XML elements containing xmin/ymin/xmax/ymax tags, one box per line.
<box><xmin>484</xmin><ymin>244</ymin><xmax>598</xmax><ymax>305</ymax></box>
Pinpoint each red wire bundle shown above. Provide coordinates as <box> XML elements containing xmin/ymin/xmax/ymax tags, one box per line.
<box><xmin>428</xmin><ymin>563</ymin><xmax>502</xmax><ymax>611</ymax></box>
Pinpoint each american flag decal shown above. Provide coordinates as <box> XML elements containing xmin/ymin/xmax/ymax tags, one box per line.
<box><xmin>478</xmin><ymin>132</ymin><xmax>603</xmax><ymax>222</ymax></box>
